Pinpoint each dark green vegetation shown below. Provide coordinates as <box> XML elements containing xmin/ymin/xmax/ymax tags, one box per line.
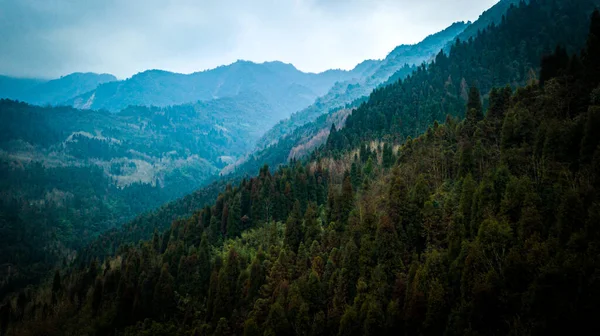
<box><xmin>0</xmin><ymin>73</ymin><xmax>117</xmax><ymax>106</ymax></box>
<box><xmin>2</xmin><ymin>1</ymin><xmax>600</xmax><ymax>335</ymax></box>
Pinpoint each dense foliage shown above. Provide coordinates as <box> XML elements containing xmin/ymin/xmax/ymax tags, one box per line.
<box><xmin>3</xmin><ymin>4</ymin><xmax>600</xmax><ymax>335</ymax></box>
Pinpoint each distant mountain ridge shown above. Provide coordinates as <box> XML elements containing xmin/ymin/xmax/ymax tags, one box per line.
<box><xmin>0</xmin><ymin>72</ymin><xmax>116</xmax><ymax>106</ymax></box>
<box><xmin>66</xmin><ymin>60</ymin><xmax>362</xmax><ymax>113</ymax></box>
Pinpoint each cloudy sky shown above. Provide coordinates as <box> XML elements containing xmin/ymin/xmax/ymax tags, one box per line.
<box><xmin>0</xmin><ymin>0</ymin><xmax>499</xmax><ymax>79</ymax></box>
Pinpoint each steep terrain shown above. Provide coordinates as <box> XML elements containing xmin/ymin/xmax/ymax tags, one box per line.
<box><xmin>2</xmin><ymin>1</ymin><xmax>598</xmax><ymax>335</ymax></box>
<box><xmin>242</xmin><ymin>0</ymin><xmax>529</xmax><ymax>175</ymax></box>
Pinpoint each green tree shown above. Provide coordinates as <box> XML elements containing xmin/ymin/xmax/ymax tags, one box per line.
<box><xmin>153</xmin><ymin>264</ymin><xmax>176</xmax><ymax>320</ymax></box>
<box><xmin>285</xmin><ymin>200</ymin><xmax>304</xmax><ymax>252</ymax></box>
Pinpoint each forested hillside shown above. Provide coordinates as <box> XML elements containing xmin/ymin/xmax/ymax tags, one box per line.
<box><xmin>2</xmin><ymin>1</ymin><xmax>599</xmax><ymax>335</ymax></box>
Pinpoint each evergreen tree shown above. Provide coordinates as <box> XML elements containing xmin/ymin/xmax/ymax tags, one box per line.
<box><xmin>285</xmin><ymin>201</ymin><xmax>304</xmax><ymax>252</ymax></box>
<box><xmin>227</xmin><ymin>193</ymin><xmax>242</xmax><ymax>237</ymax></box>
<box><xmin>153</xmin><ymin>264</ymin><xmax>175</xmax><ymax>320</ymax></box>
<box><xmin>304</xmin><ymin>202</ymin><xmax>321</xmax><ymax>244</ymax></box>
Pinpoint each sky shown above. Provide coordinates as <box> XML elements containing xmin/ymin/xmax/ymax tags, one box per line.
<box><xmin>0</xmin><ymin>0</ymin><xmax>499</xmax><ymax>79</ymax></box>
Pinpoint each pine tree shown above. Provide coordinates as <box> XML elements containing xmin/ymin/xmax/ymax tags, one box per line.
<box><xmin>581</xmin><ymin>106</ymin><xmax>600</xmax><ymax>164</ymax></box>
<box><xmin>376</xmin><ymin>215</ymin><xmax>404</xmax><ymax>282</ymax></box>
<box><xmin>213</xmin><ymin>248</ymin><xmax>240</xmax><ymax>320</ymax></box>
<box><xmin>339</xmin><ymin>174</ymin><xmax>354</xmax><ymax>226</ymax></box>
<box><xmin>304</xmin><ymin>202</ymin><xmax>321</xmax><ymax>244</ymax></box>
<box><xmin>466</xmin><ymin>86</ymin><xmax>483</xmax><ymax>123</ymax></box>
<box><xmin>382</xmin><ymin>143</ymin><xmax>395</xmax><ymax>168</ymax></box>
<box><xmin>51</xmin><ymin>270</ymin><xmax>61</xmax><ymax>295</ymax></box>
<box><xmin>198</xmin><ymin>232</ymin><xmax>211</xmax><ymax>296</ymax></box>
<box><xmin>153</xmin><ymin>264</ymin><xmax>175</xmax><ymax>320</ymax></box>
<box><xmin>326</xmin><ymin>123</ymin><xmax>339</xmax><ymax>151</ymax></box>
<box><xmin>227</xmin><ymin>193</ymin><xmax>242</xmax><ymax>237</ymax></box>
<box><xmin>284</xmin><ymin>200</ymin><xmax>304</xmax><ymax>252</ymax></box>
<box><xmin>243</xmin><ymin>318</ymin><xmax>261</xmax><ymax>336</ymax></box>
<box><xmin>459</xmin><ymin>174</ymin><xmax>477</xmax><ymax>238</ymax></box>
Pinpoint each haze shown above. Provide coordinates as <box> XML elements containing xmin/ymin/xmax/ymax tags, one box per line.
<box><xmin>0</xmin><ymin>0</ymin><xmax>499</xmax><ymax>79</ymax></box>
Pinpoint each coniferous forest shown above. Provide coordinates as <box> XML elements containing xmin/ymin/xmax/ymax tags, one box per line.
<box><xmin>2</xmin><ymin>0</ymin><xmax>600</xmax><ymax>335</ymax></box>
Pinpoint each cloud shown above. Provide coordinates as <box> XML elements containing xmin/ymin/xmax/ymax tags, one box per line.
<box><xmin>0</xmin><ymin>0</ymin><xmax>499</xmax><ymax>79</ymax></box>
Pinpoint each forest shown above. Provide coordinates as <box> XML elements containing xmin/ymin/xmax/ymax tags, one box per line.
<box><xmin>1</xmin><ymin>0</ymin><xmax>599</xmax><ymax>334</ymax></box>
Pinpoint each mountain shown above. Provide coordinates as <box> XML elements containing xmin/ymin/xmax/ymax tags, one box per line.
<box><xmin>5</xmin><ymin>3</ymin><xmax>600</xmax><ymax>334</ymax></box>
<box><xmin>67</xmin><ymin>61</ymin><xmax>361</xmax><ymax>113</ymax></box>
<box><xmin>253</xmin><ymin>21</ymin><xmax>470</xmax><ymax>151</ymax></box>
<box><xmin>0</xmin><ymin>73</ymin><xmax>117</xmax><ymax>106</ymax></box>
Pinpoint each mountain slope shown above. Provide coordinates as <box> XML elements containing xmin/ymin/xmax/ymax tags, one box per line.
<box><xmin>221</xmin><ymin>1</ymin><xmax>541</xmax><ymax>180</ymax></box>
<box><xmin>68</xmin><ymin>61</ymin><xmax>360</xmax><ymax>113</ymax></box>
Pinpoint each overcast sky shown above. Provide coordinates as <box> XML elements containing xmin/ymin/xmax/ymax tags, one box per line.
<box><xmin>0</xmin><ymin>0</ymin><xmax>499</xmax><ymax>79</ymax></box>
